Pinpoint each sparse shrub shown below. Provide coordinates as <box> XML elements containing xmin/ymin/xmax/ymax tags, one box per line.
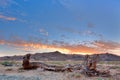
<box><xmin>97</xmin><ymin>78</ymin><xmax>103</xmax><ymax>80</ymax></box>
<box><xmin>18</xmin><ymin>67</ymin><xmax>25</xmax><ymax>73</ymax></box>
<box><xmin>5</xmin><ymin>68</ymin><xmax>13</xmax><ymax>71</ymax></box>
<box><xmin>110</xmin><ymin>66</ymin><xmax>120</xmax><ymax>69</ymax></box>
<box><xmin>1</xmin><ymin>61</ymin><xmax>13</xmax><ymax>66</ymax></box>
<box><xmin>70</xmin><ymin>73</ymin><xmax>81</xmax><ymax>78</ymax></box>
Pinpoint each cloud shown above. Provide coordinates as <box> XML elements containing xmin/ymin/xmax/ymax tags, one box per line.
<box><xmin>0</xmin><ymin>38</ymin><xmax>120</xmax><ymax>55</ymax></box>
<box><xmin>82</xmin><ymin>30</ymin><xmax>103</xmax><ymax>39</ymax></box>
<box><xmin>60</xmin><ymin>27</ymin><xmax>103</xmax><ymax>39</ymax></box>
<box><xmin>60</xmin><ymin>44</ymin><xmax>98</xmax><ymax>54</ymax></box>
<box><xmin>0</xmin><ymin>39</ymin><xmax>96</xmax><ymax>54</ymax></box>
<box><xmin>57</xmin><ymin>0</ymin><xmax>72</xmax><ymax>9</ymax></box>
<box><xmin>93</xmin><ymin>40</ymin><xmax>120</xmax><ymax>50</ymax></box>
<box><xmin>52</xmin><ymin>40</ymin><xmax>68</xmax><ymax>46</ymax></box>
<box><xmin>0</xmin><ymin>0</ymin><xmax>20</xmax><ymax>8</ymax></box>
<box><xmin>87</xmin><ymin>22</ymin><xmax>94</xmax><ymax>28</ymax></box>
<box><xmin>39</xmin><ymin>29</ymin><xmax>48</xmax><ymax>36</ymax></box>
<box><xmin>0</xmin><ymin>0</ymin><xmax>27</xmax><ymax>22</ymax></box>
<box><xmin>60</xmin><ymin>34</ymin><xmax>68</xmax><ymax>40</ymax></box>
<box><xmin>91</xmin><ymin>40</ymin><xmax>120</xmax><ymax>54</ymax></box>
<box><xmin>0</xmin><ymin>14</ymin><xmax>16</xmax><ymax>21</ymax></box>
<box><xmin>60</xmin><ymin>27</ymin><xmax>81</xmax><ymax>35</ymax></box>
<box><xmin>0</xmin><ymin>0</ymin><xmax>11</xmax><ymax>7</ymax></box>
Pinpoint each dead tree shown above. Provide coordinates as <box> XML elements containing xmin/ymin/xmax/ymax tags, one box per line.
<box><xmin>22</xmin><ymin>54</ymin><xmax>39</xmax><ymax>69</ymax></box>
<box><xmin>22</xmin><ymin>54</ymin><xmax>110</xmax><ymax>77</ymax></box>
<box><xmin>81</xmin><ymin>54</ymin><xmax>110</xmax><ymax>77</ymax></box>
<box><xmin>22</xmin><ymin>54</ymin><xmax>65</xmax><ymax>71</ymax></box>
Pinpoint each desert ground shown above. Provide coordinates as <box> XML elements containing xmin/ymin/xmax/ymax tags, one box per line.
<box><xmin>0</xmin><ymin>60</ymin><xmax>120</xmax><ymax>80</ymax></box>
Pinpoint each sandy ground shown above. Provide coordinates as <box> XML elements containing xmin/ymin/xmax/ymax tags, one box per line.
<box><xmin>0</xmin><ymin>61</ymin><xmax>120</xmax><ymax>80</ymax></box>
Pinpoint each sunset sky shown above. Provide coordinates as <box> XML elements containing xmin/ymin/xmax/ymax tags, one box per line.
<box><xmin>0</xmin><ymin>0</ymin><xmax>120</xmax><ymax>56</ymax></box>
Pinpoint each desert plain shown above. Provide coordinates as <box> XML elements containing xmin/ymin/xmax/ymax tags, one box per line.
<box><xmin>0</xmin><ymin>60</ymin><xmax>120</xmax><ymax>80</ymax></box>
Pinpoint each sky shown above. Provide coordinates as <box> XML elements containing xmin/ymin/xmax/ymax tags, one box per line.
<box><xmin>0</xmin><ymin>0</ymin><xmax>120</xmax><ymax>56</ymax></box>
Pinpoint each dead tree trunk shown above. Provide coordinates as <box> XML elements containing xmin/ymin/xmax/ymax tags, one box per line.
<box><xmin>22</xmin><ymin>54</ymin><xmax>111</xmax><ymax>77</ymax></box>
<box><xmin>22</xmin><ymin>54</ymin><xmax>39</xmax><ymax>70</ymax></box>
<box><xmin>81</xmin><ymin>54</ymin><xmax>110</xmax><ymax>77</ymax></box>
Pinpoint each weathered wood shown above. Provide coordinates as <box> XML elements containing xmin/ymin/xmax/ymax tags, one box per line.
<box><xmin>22</xmin><ymin>54</ymin><xmax>110</xmax><ymax>77</ymax></box>
<box><xmin>81</xmin><ymin>54</ymin><xmax>110</xmax><ymax>77</ymax></box>
<box><xmin>22</xmin><ymin>54</ymin><xmax>39</xmax><ymax>70</ymax></box>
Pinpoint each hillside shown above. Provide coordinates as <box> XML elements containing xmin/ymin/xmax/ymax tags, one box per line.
<box><xmin>0</xmin><ymin>51</ymin><xmax>120</xmax><ymax>61</ymax></box>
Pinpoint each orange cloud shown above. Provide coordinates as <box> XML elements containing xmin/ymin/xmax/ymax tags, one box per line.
<box><xmin>0</xmin><ymin>15</ymin><xmax>16</xmax><ymax>21</ymax></box>
<box><xmin>92</xmin><ymin>40</ymin><xmax>120</xmax><ymax>54</ymax></box>
<box><xmin>0</xmin><ymin>39</ymin><xmax>120</xmax><ymax>55</ymax></box>
<box><xmin>93</xmin><ymin>40</ymin><xmax>120</xmax><ymax>50</ymax></box>
<box><xmin>62</xmin><ymin>45</ymin><xmax>98</xmax><ymax>53</ymax></box>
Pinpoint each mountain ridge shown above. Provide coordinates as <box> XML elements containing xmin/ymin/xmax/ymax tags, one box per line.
<box><xmin>0</xmin><ymin>51</ymin><xmax>120</xmax><ymax>61</ymax></box>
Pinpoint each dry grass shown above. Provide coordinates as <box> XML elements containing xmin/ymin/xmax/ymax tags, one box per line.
<box><xmin>0</xmin><ymin>60</ymin><xmax>120</xmax><ymax>80</ymax></box>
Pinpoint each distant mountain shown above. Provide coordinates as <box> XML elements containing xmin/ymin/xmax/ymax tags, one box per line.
<box><xmin>31</xmin><ymin>51</ymin><xmax>84</xmax><ymax>61</ymax></box>
<box><xmin>0</xmin><ymin>51</ymin><xmax>120</xmax><ymax>61</ymax></box>
<box><xmin>98</xmin><ymin>53</ymin><xmax>120</xmax><ymax>61</ymax></box>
